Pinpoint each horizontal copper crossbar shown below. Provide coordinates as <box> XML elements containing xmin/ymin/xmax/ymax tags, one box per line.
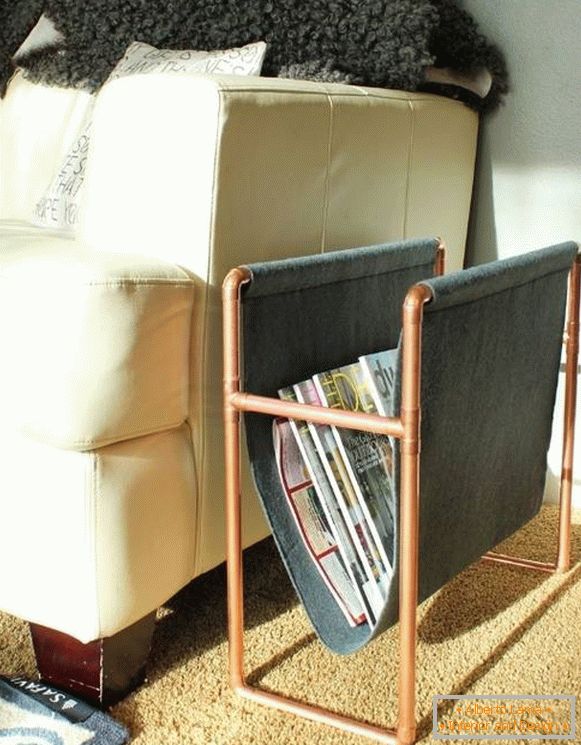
<box><xmin>237</xmin><ymin>684</ymin><xmax>398</xmax><ymax>744</ymax></box>
<box><xmin>231</xmin><ymin>392</ymin><xmax>405</xmax><ymax>438</ymax></box>
<box><xmin>481</xmin><ymin>552</ymin><xmax>556</xmax><ymax>574</ymax></box>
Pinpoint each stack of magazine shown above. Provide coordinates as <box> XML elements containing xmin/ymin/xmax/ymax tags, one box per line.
<box><xmin>273</xmin><ymin>347</ymin><xmax>398</xmax><ymax>630</ymax></box>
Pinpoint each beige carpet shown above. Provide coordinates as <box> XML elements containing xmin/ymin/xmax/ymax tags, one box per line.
<box><xmin>1</xmin><ymin>505</ymin><xmax>580</xmax><ymax>744</ymax></box>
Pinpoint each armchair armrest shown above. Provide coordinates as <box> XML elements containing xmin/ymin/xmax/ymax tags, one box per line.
<box><xmin>80</xmin><ymin>73</ymin><xmax>478</xmax><ymax>277</ymax></box>
<box><xmin>79</xmin><ymin>72</ymin><xmax>477</xmax><ymax>575</ymax></box>
<box><xmin>0</xmin><ymin>233</ymin><xmax>195</xmax><ymax>450</ymax></box>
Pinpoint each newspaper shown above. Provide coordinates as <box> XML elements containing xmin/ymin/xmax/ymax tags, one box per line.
<box><xmin>272</xmin><ymin>417</ymin><xmax>366</xmax><ymax>626</ymax></box>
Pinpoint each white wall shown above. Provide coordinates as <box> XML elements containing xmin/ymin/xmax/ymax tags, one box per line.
<box><xmin>463</xmin><ymin>0</ymin><xmax>581</xmax><ymax>506</ymax></box>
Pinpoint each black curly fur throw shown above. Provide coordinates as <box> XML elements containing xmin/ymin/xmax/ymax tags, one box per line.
<box><xmin>0</xmin><ymin>0</ymin><xmax>44</xmax><ymax>95</ymax></box>
<box><xmin>2</xmin><ymin>0</ymin><xmax>508</xmax><ymax>111</ymax></box>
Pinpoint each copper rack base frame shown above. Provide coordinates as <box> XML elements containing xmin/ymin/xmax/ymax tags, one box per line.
<box><xmin>222</xmin><ymin>245</ymin><xmax>580</xmax><ymax>745</ymax></box>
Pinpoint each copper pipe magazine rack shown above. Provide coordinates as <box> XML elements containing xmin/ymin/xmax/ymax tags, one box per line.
<box><xmin>222</xmin><ymin>240</ymin><xmax>580</xmax><ymax>745</ymax></box>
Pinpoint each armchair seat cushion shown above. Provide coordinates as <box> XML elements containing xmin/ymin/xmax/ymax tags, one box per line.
<box><xmin>0</xmin><ymin>422</ymin><xmax>197</xmax><ymax>641</ymax></box>
<box><xmin>0</xmin><ymin>226</ymin><xmax>195</xmax><ymax>450</ymax></box>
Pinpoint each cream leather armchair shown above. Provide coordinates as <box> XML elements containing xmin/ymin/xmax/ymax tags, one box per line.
<box><xmin>0</xmin><ymin>70</ymin><xmax>478</xmax><ymax>705</ymax></box>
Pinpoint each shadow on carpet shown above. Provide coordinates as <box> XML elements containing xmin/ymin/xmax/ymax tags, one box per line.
<box><xmin>148</xmin><ymin>507</ymin><xmax>580</xmax><ymax>695</ymax></box>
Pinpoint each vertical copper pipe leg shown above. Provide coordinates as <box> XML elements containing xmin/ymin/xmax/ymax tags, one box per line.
<box><xmin>398</xmin><ymin>284</ymin><xmax>431</xmax><ymax>745</ymax></box>
<box><xmin>222</xmin><ymin>268</ymin><xmax>437</xmax><ymax>743</ymax></box>
<box><xmin>223</xmin><ymin>268</ymin><xmax>251</xmax><ymax>689</ymax></box>
<box><xmin>398</xmin><ymin>443</ymin><xmax>420</xmax><ymax>745</ymax></box>
<box><xmin>557</xmin><ymin>256</ymin><xmax>580</xmax><ymax>572</ymax></box>
<box><xmin>224</xmin><ymin>404</ymin><xmax>245</xmax><ymax>689</ymax></box>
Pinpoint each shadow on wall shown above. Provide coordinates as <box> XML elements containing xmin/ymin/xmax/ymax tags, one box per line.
<box><xmin>464</xmin><ymin>123</ymin><xmax>499</xmax><ymax>268</ymax></box>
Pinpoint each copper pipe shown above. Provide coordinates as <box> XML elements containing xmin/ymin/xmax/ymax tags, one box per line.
<box><xmin>481</xmin><ymin>552</ymin><xmax>555</xmax><ymax>574</ymax></box>
<box><xmin>238</xmin><ymin>685</ymin><xmax>398</xmax><ymax>744</ymax></box>
<box><xmin>556</xmin><ymin>253</ymin><xmax>581</xmax><ymax>572</ymax></box>
<box><xmin>221</xmin><ymin>248</ymin><xmax>576</xmax><ymax>744</ymax></box>
<box><xmin>232</xmin><ymin>392</ymin><xmax>405</xmax><ymax>438</ymax></box>
<box><xmin>397</xmin><ymin>284</ymin><xmax>432</xmax><ymax>745</ymax></box>
<box><xmin>223</xmin><ymin>264</ymin><xmax>412</xmax><ymax>743</ymax></box>
<box><xmin>483</xmin><ymin>253</ymin><xmax>580</xmax><ymax>576</ymax></box>
<box><xmin>223</xmin><ymin>267</ymin><xmax>251</xmax><ymax>689</ymax></box>
<box><xmin>435</xmin><ymin>240</ymin><xmax>446</xmax><ymax>276</ymax></box>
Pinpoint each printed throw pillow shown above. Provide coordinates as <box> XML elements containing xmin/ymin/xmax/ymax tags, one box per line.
<box><xmin>33</xmin><ymin>40</ymin><xmax>267</xmax><ymax>231</ymax></box>
<box><xmin>109</xmin><ymin>39</ymin><xmax>266</xmax><ymax>80</ymax></box>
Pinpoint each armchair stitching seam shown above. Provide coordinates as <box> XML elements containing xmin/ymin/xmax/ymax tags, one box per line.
<box><xmin>320</xmin><ymin>94</ymin><xmax>335</xmax><ymax>253</ymax></box>
<box><xmin>403</xmin><ymin>100</ymin><xmax>415</xmax><ymax>239</ymax></box>
<box><xmin>38</xmin><ymin>417</ymin><xmax>188</xmax><ymax>450</ymax></box>
<box><xmin>0</xmin><ymin>279</ymin><xmax>195</xmax><ymax>287</ymax></box>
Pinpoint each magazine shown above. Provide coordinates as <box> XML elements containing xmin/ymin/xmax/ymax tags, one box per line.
<box><xmin>358</xmin><ymin>349</ymin><xmax>399</xmax><ymax>417</ymax></box>
<box><xmin>272</xmin><ymin>417</ymin><xmax>366</xmax><ymax>627</ymax></box>
<box><xmin>279</xmin><ymin>386</ymin><xmax>374</xmax><ymax>624</ymax></box>
<box><xmin>293</xmin><ymin>379</ymin><xmax>387</xmax><ymax>619</ymax></box>
<box><xmin>313</xmin><ymin>363</ymin><xmax>395</xmax><ymax>577</ymax></box>
<box><xmin>359</xmin><ymin>349</ymin><xmax>399</xmax><ymax>506</ymax></box>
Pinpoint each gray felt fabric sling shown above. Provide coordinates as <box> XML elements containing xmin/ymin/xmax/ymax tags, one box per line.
<box><xmin>241</xmin><ymin>239</ymin><xmax>577</xmax><ymax>656</ymax></box>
